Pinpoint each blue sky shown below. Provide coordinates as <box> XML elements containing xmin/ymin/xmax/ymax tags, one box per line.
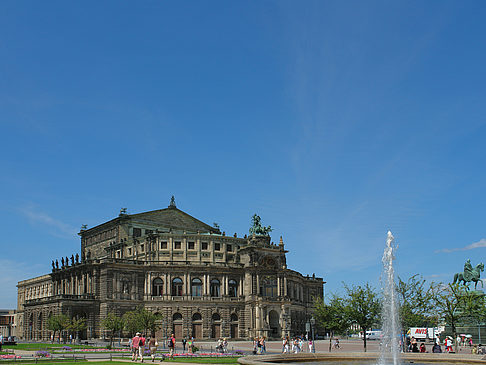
<box><xmin>1</xmin><ymin>1</ymin><xmax>486</xmax><ymax>308</ymax></box>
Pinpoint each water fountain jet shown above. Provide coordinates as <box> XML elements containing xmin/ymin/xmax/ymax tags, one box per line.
<box><xmin>379</xmin><ymin>231</ymin><xmax>401</xmax><ymax>365</ymax></box>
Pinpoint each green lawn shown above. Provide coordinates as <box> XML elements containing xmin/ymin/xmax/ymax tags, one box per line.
<box><xmin>0</xmin><ymin>360</ymin><xmax>87</xmax><ymax>365</ymax></box>
<box><xmin>0</xmin><ymin>360</ymin><xmax>241</xmax><ymax>365</ymax></box>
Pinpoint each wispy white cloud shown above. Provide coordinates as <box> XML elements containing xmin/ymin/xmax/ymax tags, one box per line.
<box><xmin>435</xmin><ymin>238</ymin><xmax>486</xmax><ymax>253</ymax></box>
<box><xmin>0</xmin><ymin>259</ymin><xmax>45</xmax><ymax>308</ymax></box>
<box><xmin>18</xmin><ymin>204</ymin><xmax>77</xmax><ymax>238</ymax></box>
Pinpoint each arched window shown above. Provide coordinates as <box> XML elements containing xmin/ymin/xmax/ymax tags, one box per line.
<box><xmin>173</xmin><ymin>313</ymin><xmax>183</xmax><ymax>321</ymax></box>
<box><xmin>122</xmin><ymin>279</ymin><xmax>130</xmax><ymax>294</ymax></box>
<box><xmin>192</xmin><ymin>313</ymin><xmax>202</xmax><ymax>321</ymax></box>
<box><xmin>230</xmin><ymin>313</ymin><xmax>238</xmax><ymax>322</ymax></box>
<box><xmin>152</xmin><ymin>278</ymin><xmax>164</xmax><ymax>296</ymax></box>
<box><xmin>191</xmin><ymin>278</ymin><xmax>202</xmax><ymax>297</ymax></box>
<box><xmin>228</xmin><ymin>279</ymin><xmax>238</xmax><ymax>297</ymax></box>
<box><xmin>212</xmin><ymin>313</ymin><xmax>221</xmax><ymax>321</ymax></box>
<box><xmin>172</xmin><ymin>278</ymin><xmax>183</xmax><ymax>296</ymax></box>
<box><xmin>210</xmin><ymin>279</ymin><xmax>220</xmax><ymax>297</ymax></box>
<box><xmin>261</xmin><ymin>276</ymin><xmax>277</xmax><ymax>297</ymax></box>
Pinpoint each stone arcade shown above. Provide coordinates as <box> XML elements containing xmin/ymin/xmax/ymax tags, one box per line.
<box><xmin>17</xmin><ymin>199</ymin><xmax>323</xmax><ymax>341</ymax></box>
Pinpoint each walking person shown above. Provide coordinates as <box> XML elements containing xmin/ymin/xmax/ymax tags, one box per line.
<box><xmin>131</xmin><ymin>332</ymin><xmax>141</xmax><ymax>361</ymax></box>
<box><xmin>168</xmin><ymin>334</ymin><xmax>176</xmax><ymax>359</ymax></box>
<box><xmin>223</xmin><ymin>338</ymin><xmax>228</xmax><ymax>353</ymax></box>
<box><xmin>148</xmin><ymin>336</ymin><xmax>157</xmax><ymax>362</ymax></box>
<box><xmin>182</xmin><ymin>337</ymin><xmax>187</xmax><ymax>352</ymax></box>
<box><xmin>138</xmin><ymin>333</ymin><xmax>146</xmax><ymax>362</ymax></box>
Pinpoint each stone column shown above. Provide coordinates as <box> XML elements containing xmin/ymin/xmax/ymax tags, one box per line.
<box><xmin>167</xmin><ymin>273</ymin><xmax>172</xmax><ymax>296</ymax></box>
<box><xmin>255</xmin><ymin>305</ymin><xmax>261</xmax><ymax>334</ymax></box>
<box><xmin>256</xmin><ymin>275</ymin><xmax>260</xmax><ymax>296</ymax></box>
<box><xmin>203</xmin><ymin>274</ymin><xmax>208</xmax><ymax>296</ymax></box>
<box><xmin>164</xmin><ymin>273</ymin><xmax>168</xmax><ymax>296</ymax></box>
<box><xmin>284</xmin><ymin>277</ymin><xmax>287</xmax><ymax>297</ymax></box>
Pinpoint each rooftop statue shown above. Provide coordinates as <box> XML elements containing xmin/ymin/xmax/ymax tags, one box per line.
<box><xmin>453</xmin><ymin>259</ymin><xmax>484</xmax><ymax>290</ymax></box>
<box><xmin>249</xmin><ymin>214</ymin><xmax>272</xmax><ymax>236</ymax></box>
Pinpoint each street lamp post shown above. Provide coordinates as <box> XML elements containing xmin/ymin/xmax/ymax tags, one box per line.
<box><xmin>162</xmin><ymin>320</ymin><xmax>167</xmax><ymax>349</ymax></box>
<box><xmin>310</xmin><ymin>316</ymin><xmax>316</xmax><ymax>353</ymax></box>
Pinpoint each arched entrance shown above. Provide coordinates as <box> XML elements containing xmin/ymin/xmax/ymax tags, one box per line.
<box><xmin>268</xmin><ymin>310</ymin><xmax>281</xmax><ymax>338</ymax></box>
<box><xmin>172</xmin><ymin>313</ymin><xmax>183</xmax><ymax>339</ymax></box>
<box><xmin>211</xmin><ymin>313</ymin><xmax>221</xmax><ymax>338</ymax></box>
<box><xmin>191</xmin><ymin>313</ymin><xmax>202</xmax><ymax>339</ymax></box>
<box><xmin>230</xmin><ymin>313</ymin><xmax>238</xmax><ymax>339</ymax></box>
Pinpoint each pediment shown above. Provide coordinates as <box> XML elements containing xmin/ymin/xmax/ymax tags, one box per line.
<box><xmin>129</xmin><ymin>207</ymin><xmax>219</xmax><ymax>234</ymax></box>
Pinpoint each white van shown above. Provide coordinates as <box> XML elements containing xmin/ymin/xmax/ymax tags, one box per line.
<box><xmin>360</xmin><ymin>330</ymin><xmax>383</xmax><ymax>340</ymax></box>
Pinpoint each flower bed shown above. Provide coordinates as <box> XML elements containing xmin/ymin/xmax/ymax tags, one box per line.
<box><xmin>0</xmin><ymin>354</ymin><xmax>22</xmax><ymax>360</ymax></box>
<box><xmin>35</xmin><ymin>351</ymin><xmax>50</xmax><ymax>358</ymax></box>
<box><xmin>77</xmin><ymin>348</ymin><xmax>130</xmax><ymax>352</ymax></box>
<box><xmin>161</xmin><ymin>352</ymin><xmax>241</xmax><ymax>358</ymax></box>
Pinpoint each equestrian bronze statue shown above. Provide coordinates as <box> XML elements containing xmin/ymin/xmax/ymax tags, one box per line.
<box><xmin>453</xmin><ymin>259</ymin><xmax>484</xmax><ymax>290</ymax></box>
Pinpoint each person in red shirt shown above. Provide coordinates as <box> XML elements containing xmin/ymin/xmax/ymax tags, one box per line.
<box><xmin>131</xmin><ymin>333</ymin><xmax>141</xmax><ymax>361</ymax></box>
<box><xmin>168</xmin><ymin>334</ymin><xmax>176</xmax><ymax>359</ymax></box>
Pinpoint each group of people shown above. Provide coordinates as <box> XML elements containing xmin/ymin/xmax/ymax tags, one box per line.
<box><xmin>406</xmin><ymin>335</ymin><xmax>483</xmax><ymax>354</ymax></box>
<box><xmin>406</xmin><ymin>336</ymin><xmax>428</xmax><ymax>353</ymax></box>
<box><xmin>282</xmin><ymin>336</ymin><xmax>314</xmax><ymax>353</ymax></box>
<box><xmin>253</xmin><ymin>337</ymin><xmax>267</xmax><ymax>354</ymax></box>
<box><xmin>216</xmin><ymin>338</ymin><xmax>229</xmax><ymax>353</ymax></box>
<box><xmin>130</xmin><ymin>333</ymin><xmax>196</xmax><ymax>362</ymax></box>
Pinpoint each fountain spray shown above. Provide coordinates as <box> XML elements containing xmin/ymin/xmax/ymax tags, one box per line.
<box><xmin>379</xmin><ymin>231</ymin><xmax>401</xmax><ymax>365</ymax></box>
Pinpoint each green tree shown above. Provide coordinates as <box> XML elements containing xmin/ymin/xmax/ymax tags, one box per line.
<box><xmin>122</xmin><ymin>307</ymin><xmax>162</xmax><ymax>336</ymax></box>
<box><xmin>397</xmin><ymin>275</ymin><xmax>437</xmax><ymax>329</ymax></box>
<box><xmin>102</xmin><ymin>313</ymin><xmax>125</xmax><ymax>348</ymax></box>
<box><xmin>343</xmin><ymin>283</ymin><xmax>381</xmax><ymax>352</ymax></box>
<box><xmin>69</xmin><ymin>317</ymin><xmax>87</xmax><ymax>342</ymax></box>
<box><xmin>47</xmin><ymin>314</ymin><xmax>70</xmax><ymax>343</ymax></box>
<box><xmin>397</xmin><ymin>274</ymin><xmax>438</xmax><ymax>348</ymax></box>
<box><xmin>138</xmin><ymin>309</ymin><xmax>162</xmax><ymax>336</ymax></box>
<box><xmin>123</xmin><ymin>310</ymin><xmax>140</xmax><ymax>336</ymax></box>
<box><xmin>314</xmin><ymin>294</ymin><xmax>350</xmax><ymax>352</ymax></box>
<box><xmin>433</xmin><ymin>282</ymin><xmax>470</xmax><ymax>353</ymax></box>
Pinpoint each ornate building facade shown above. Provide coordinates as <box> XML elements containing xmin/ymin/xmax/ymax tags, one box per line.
<box><xmin>17</xmin><ymin>199</ymin><xmax>324</xmax><ymax>341</ymax></box>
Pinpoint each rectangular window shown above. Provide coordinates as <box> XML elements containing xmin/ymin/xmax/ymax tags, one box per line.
<box><xmin>160</xmin><ymin>241</ymin><xmax>168</xmax><ymax>250</ymax></box>
<box><xmin>201</xmin><ymin>242</ymin><xmax>208</xmax><ymax>250</ymax></box>
<box><xmin>214</xmin><ymin>243</ymin><xmax>220</xmax><ymax>251</ymax></box>
<box><xmin>145</xmin><ymin>229</ymin><xmax>153</xmax><ymax>235</ymax></box>
<box><xmin>188</xmin><ymin>241</ymin><xmax>195</xmax><ymax>250</ymax></box>
<box><xmin>140</xmin><ymin>244</ymin><xmax>144</xmax><ymax>252</ymax></box>
<box><xmin>174</xmin><ymin>241</ymin><xmax>181</xmax><ymax>250</ymax></box>
<box><xmin>128</xmin><ymin>248</ymin><xmax>132</xmax><ymax>256</ymax></box>
<box><xmin>133</xmin><ymin>228</ymin><xmax>142</xmax><ymax>237</ymax></box>
<box><xmin>227</xmin><ymin>244</ymin><xmax>233</xmax><ymax>252</ymax></box>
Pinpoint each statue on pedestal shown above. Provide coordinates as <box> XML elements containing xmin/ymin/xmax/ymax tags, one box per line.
<box><xmin>249</xmin><ymin>214</ymin><xmax>272</xmax><ymax>236</ymax></box>
<box><xmin>454</xmin><ymin>260</ymin><xmax>484</xmax><ymax>290</ymax></box>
